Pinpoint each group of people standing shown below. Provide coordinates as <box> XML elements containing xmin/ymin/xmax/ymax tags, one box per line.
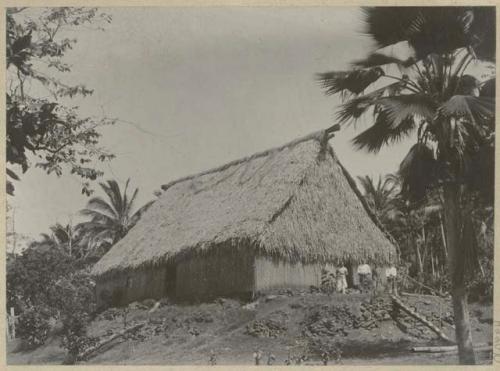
<box><xmin>327</xmin><ymin>264</ymin><xmax>398</xmax><ymax>294</ymax></box>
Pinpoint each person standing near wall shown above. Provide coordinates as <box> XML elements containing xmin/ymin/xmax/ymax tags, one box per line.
<box><xmin>385</xmin><ymin>266</ymin><xmax>397</xmax><ymax>295</ymax></box>
<box><xmin>357</xmin><ymin>263</ymin><xmax>372</xmax><ymax>293</ymax></box>
<box><xmin>336</xmin><ymin>265</ymin><xmax>348</xmax><ymax>294</ymax></box>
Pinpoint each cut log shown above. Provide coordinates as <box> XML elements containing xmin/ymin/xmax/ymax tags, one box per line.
<box><xmin>400</xmin><ymin>275</ymin><xmax>444</xmax><ymax>296</ymax></box>
<box><xmin>412</xmin><ymin>344</ymin><xmax>491</xmax><ymax>353</ymax></box>
<box><xmin>391</xmin><ymin>295</ymin><xmax>452</xmax><ymax>343</ymax></box>
<box><xmin>77</xmin><ymin>322</ymin><xmax>145</xmax><ymax>361</ymax></box>
<box><xmin>400</xmin><ymin>292</ymin><xmax>449</xmax><ymax>299</ymax></box>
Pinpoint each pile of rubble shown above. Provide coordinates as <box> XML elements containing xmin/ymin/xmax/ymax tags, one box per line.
<box><xmin>356</xmin><ymin>297</ymin><xmax>393</xmax><ymax>329</ymax></box>
<box><xmin>301</xmin><ymin>304</ymin><xmax>357</xmax><ymax>338</ymax></box>
<box><xmin>300</xmin><ymin>295</ymin><xmax>451</xmax><ymax>340</ymax></box>
<box><xmin>390</xmin><ymin>298</ymin><xmax>453</xmax><ymax>340</ymax></box>
<box><xmin>245</xmin><ymin>310</ymin><xmax>289</xmax><ymax>338</ymax></box>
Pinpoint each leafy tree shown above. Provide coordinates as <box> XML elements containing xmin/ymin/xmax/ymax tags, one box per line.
<box><xmin>7</xmin><ymin>243</ymin><xmax>75</xmax><ymax>312</ymax></box>
<box><xmin>77</xmin><ymin>179</ymin><xmax>154</xmax><ymax>251</ymax></box>
<box><xmin>6</xmin><ymin>7</ymin><xmax>115</xmax><ymax>196</ymax></box>
<box><xmin>319</xmin><ymin>7</ymin><xmax>494</xmax><ymax>364</ymax></box>
<box><xmin>7</xmin><ymin>233</ymin><xmax>98</xmax><ymax>352</ymax></box>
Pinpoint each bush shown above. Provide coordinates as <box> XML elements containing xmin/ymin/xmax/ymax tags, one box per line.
<box><xmin>48</xmin><ymin>269</ymin><xmax>96</xmax><ymax>316</ymax></box>
<box><xmin>7</xmin><ymin>245</ymin><xmax>75</xmax><ymax>310</ymax></box>
<box><xmin>61</xmin><ymin>312</ymin><xmax>97</xmax><ymax>363</ymax></box>
<box><xmin>17</xmin><ymin>306</ymin><xmax>51</xmax><ymax>349</ymax></box>
<box><xmin>467</xmin><ymin>258</ymin><xmax>493</xmax><ymax>303</ymax></box>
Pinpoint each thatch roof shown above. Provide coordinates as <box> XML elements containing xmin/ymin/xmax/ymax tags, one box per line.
<box><xmin>92</xmin><ymin>130</ymin><xmax>397</xmax><ymax>278</ymax></box>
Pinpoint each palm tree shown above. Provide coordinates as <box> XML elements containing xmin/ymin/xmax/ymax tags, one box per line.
<box><xmin>77</xmin><ymin>179</ymin><xmax>154</xmax><ymax>254</ymax></box>
<box><xmin>319</xmin><ymin>7</ymin><xmax>494</xmax><ymax>364</ymax></box>
<box><xmin>357</xmin><ymin>174</ymin><xmax>397</xmax><ymax>223</ymax></box>
<box><xmin>31</xmin><ymin>223</ymin><xmax>78</xmax><ymax>257</ymax></box>
<box><xmin>360</xmin><ymin>174</ymin><xmax>439</xmax><ymax>280</ymax></box>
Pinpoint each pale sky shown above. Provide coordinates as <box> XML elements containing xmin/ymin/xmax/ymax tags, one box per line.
<box><xmin>8</xmin><ymin>7</ymin><xmax>418</xmax><ymax>243</ymax></box>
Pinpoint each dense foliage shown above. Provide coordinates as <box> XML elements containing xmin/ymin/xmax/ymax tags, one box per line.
<box><xmin>16</xmin><ymin>306</ymin><xmax>51</xmax><ymax>349</ymax></box>
<box><xmin>6</xmin><ymin>7</ymin><xmax>115</xmax><ymax>196</ymax></box>
<box><xmin>7</xmin><ymin>175</ymin><xmax>153</xmax><ymax>355</ymax></box>
<box><xmin>319</xmin><ymin>7</ymin><xmax>495</xmax><ymax>363</ymax></box>
<box><xmin>359</xmin><ymin>173</ymin><xmax>494</xmax><ymax>301</ymax></box>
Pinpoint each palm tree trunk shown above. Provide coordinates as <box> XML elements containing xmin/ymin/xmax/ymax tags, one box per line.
<box><xmin>439</xmin><ymin>213</ymin><xmax>448</xmax><ymax>258</ymax></box>
<box><xmin>431</xmin><ymin>246</ymin><xmax>435</xmax><ymax>278</ymax></box>
<box><xmin>443</xmin><ymin>183</ymin><xmax>475</xmax><ymax>364</ymax></box>
<box><xmin>415</xmin><ymin>239</ymin><xmax>424</xmax><ymax>274</ymax></box>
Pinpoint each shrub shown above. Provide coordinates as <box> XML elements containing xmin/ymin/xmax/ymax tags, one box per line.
<box><xmin>17</xmin><ymin>306</ymin><xmax>51</xmax><ymax>349</ymax></box>
<box><xmin>61</xmin><ymin>312</ymin><xmax>97</xmax><ymax>362</ymax></box>
<box><xmin>467</xmin><ymin>258</ymin><xmax>493</xmax><ymax>303</ymax></box>
<box><xmin>7</xmin><ymin>245</ymin><xmax>75</xmax><ymax>310</ymax></box>
<box><xmin>48</xmin><ymin>269</ymin><xmax>96</xmax><ymax>316</ymax></box>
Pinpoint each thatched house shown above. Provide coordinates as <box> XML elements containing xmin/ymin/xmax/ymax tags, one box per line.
<box><xmin>92</xmin><ymin>130</ymin><xmax>397</xmax><ymax>306</ymax></box>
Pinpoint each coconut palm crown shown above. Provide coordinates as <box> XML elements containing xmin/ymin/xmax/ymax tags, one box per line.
<box><xmin>77</xmin><ymin>179</ymin><xmax>154</xmax><ymax>249</ymax></box>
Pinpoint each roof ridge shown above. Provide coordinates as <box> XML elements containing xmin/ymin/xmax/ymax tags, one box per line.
<box><xmin>161</xmin><ymin>129</ymin><xmax>329</xmax><ymax>191</ymax></box>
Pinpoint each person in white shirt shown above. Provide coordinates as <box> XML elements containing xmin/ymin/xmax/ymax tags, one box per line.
<box><xmin>385</xmin><ymin>266</ymin><xmax>397</xmax><ymax>294</ymax></box>
<box><xmin>357</xmin><ymin>264</ymin><xmax>372</xmax><ymax>293</ymax></box>
<box><xmin>336</xmin><ymin>266</ymin><xmax>348</xmax><ymax>294</ymax></box>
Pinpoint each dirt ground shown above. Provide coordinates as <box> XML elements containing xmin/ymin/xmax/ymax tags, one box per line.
<box><xmin>7</xmin><ymin>291</ymin><xmax>494</xmax><ymax>365</ymax></box>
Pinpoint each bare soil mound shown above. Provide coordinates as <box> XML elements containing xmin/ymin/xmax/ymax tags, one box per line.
<box><xmin>7</xmin><ymin>291</ymin><xmax>493</xmax><ymax>365</ymax></box>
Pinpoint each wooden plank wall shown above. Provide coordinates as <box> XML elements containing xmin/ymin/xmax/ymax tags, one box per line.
<box><xmin>254</xmin><ymin>256</ymin><xmax>323</xmax><ymax>292</ymax></box>
<box><xmin>95</xmin><ymin>265</ymin><xmax>168</xmax><ymax>307</ymax></box>
<box><xmin>176</xmin><ymin>249</ymin><xmax>255</xmax><ymax>301</ymax></box>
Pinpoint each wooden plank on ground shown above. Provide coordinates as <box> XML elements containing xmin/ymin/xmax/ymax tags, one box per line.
<box><xmin>78</xmin><ymin>322</ymin><xmax>145</xmax><ymax>361</ymax></box>
<box><xmin>391</xmin><ymin>295</ymin><xmax>452</xmax><ymax>343</ymax></box>
<box><xmin>412</xmin><ymin>344</ymin><xmax>491</xmax><ymax>353</ymax></box>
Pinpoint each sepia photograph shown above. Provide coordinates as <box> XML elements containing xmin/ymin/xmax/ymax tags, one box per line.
<box><xmin>4</xmin><ymin>5</ymin><xmax>496</xmax><ymax>366</ymax></box>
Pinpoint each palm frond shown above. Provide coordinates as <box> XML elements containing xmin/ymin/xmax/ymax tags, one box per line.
<box><xmin>363</xmin><ymin>7</ymin><xmax>494</xmax><ymax>61</ymax></box>
<box><xmin>336</xmin><ymin>81</ymin><xmax>407</xmax><ymax>125</ymax></box>
<box><xmin>362</xmin><ymin>7</ymin><xmax>420</xmax><ymax>48</ymax></box>
<box><xmin>479</xmin><ymin>78</ymin><xmax>495</xmax><ymax>98</ymax></box>
<box><xmin>130</xmin><ymin>200</ymin><xmax>155</xmax><ymax>226</ymax></box>
<box><xmin>378</xmin><ymin>94</ymin><xmax>435</xmax><ymax>128</ymax></box>
<box><xmin>455</xmin><ymin>74</ymin><xmax>480</xmax><ymax>96</ymax></box>
<box><xmin>352</xmin><ymin>111</ymin><xmax>417</xmax><ymax>153</ymax></box>
<box><xmin>125</xmin><ymin>187</ymin><xmax>139</xmax><ymax>219</ymax></box>
<box><xmin>49</xmin><ymin>223</ymin><xmax>70</xmax><ymax>244</ymax></box>
<box><xmin>80</xmin><ymin>208</ymin><xmax>118</xmax><ymax>226</ymax></box>
<box><xmin>438</xmin><ymin>95</ymin><xmax>494</xmax><ymax>125</ymax></box>
<box><xmin>122</xmin><ymin>178</ymin><xmax>131</xmax><ymax>218</ymax></box>
<box><xmin>353</xmin><ymin>53</ymin><xmax>416</xmax><ymax>68</ymax></box>
<box><xmin>358</xmin><ymin>175</ymin><xmax>376</xmax><ymax>195</ymax></box>
<box><xmin>399</xmin><ymin>143</ymin><xmax>437</xmax><ymax>201</ymax></box>
<box><xmin>317</xmin><ymin>67</ymin><xmax>385</xmax><ymax>95</ymax></box>
<box><xmin>86</xmin><ymin>197</ymin><xmax>118</xmax><ymax>219</ymax></box>
<box><xmin>99</xmin><ymin>180</ymin><xmax>124</xmax><ymax>216</ymax></box>
<box><xmin>6</xmin><ymin>168</ymin><xmax>19</xmax><ymax>180</ymax></box>
<box><xmin>75</xmin><ymin>221</ymin><xmax>114</xmax><ymax>234</ymax></box>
